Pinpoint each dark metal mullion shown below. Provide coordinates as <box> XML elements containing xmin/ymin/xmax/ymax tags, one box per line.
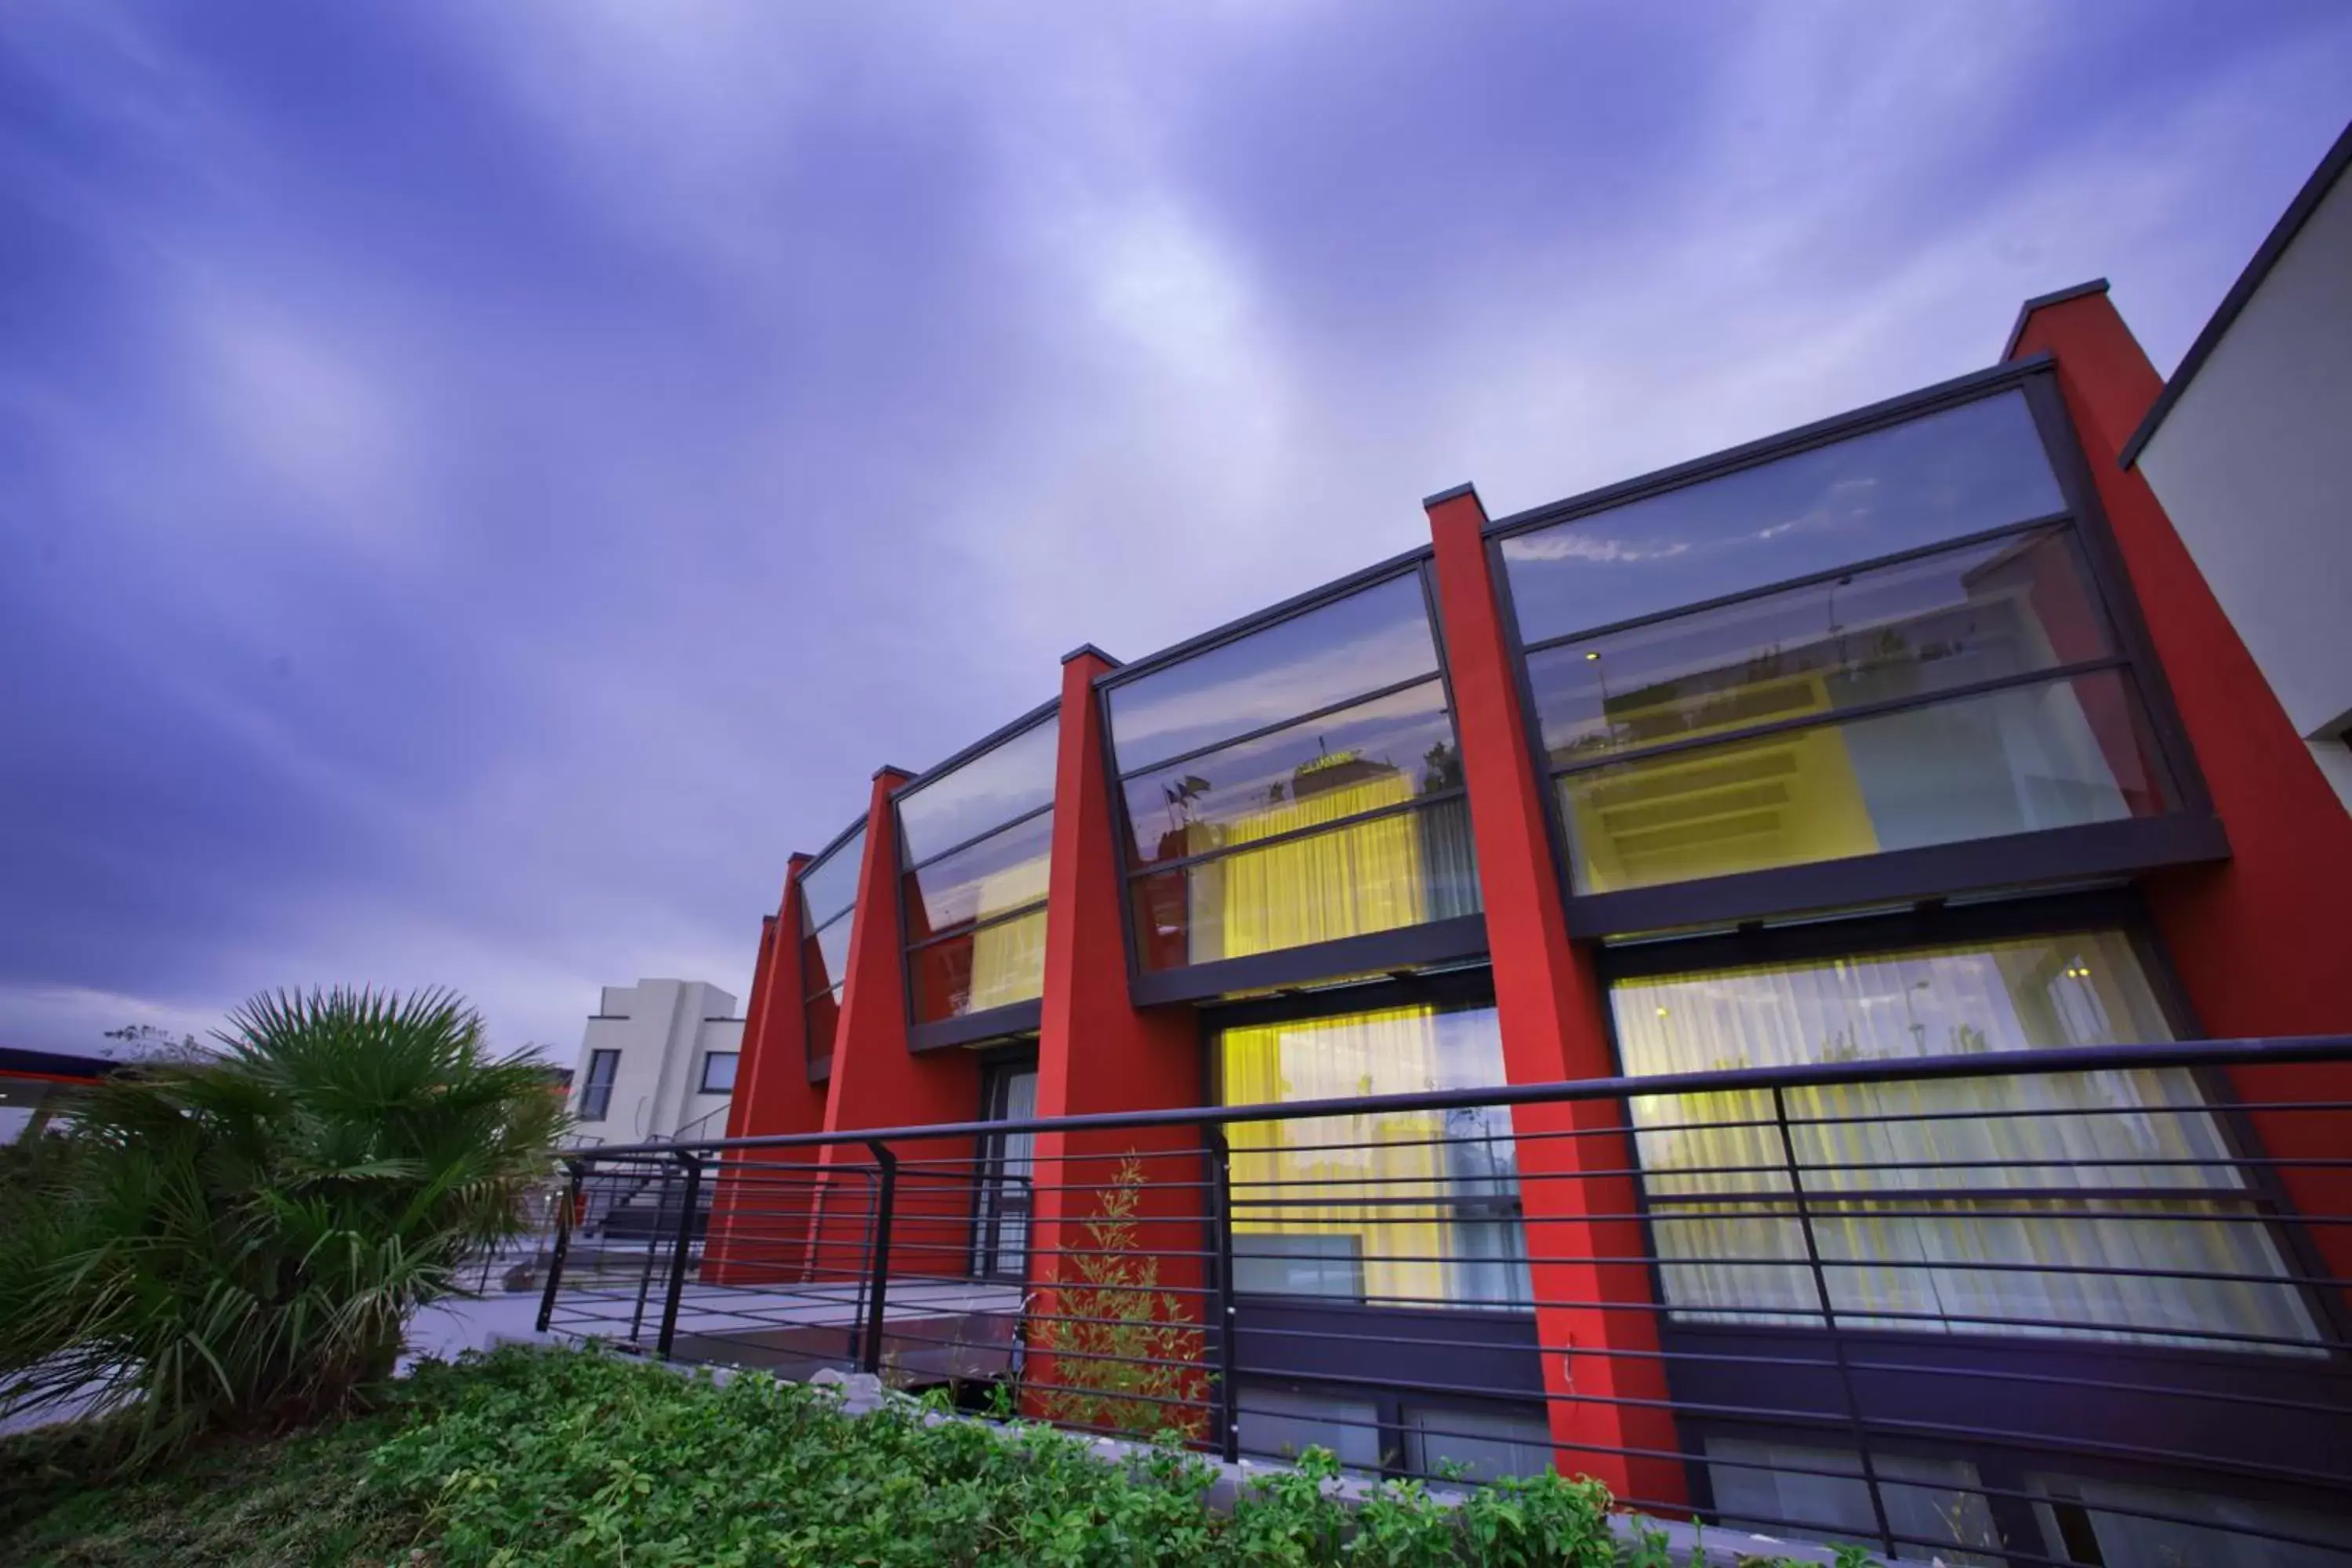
<box><xmin>1515</xmin><ymin>510</ymin><xmax>2078</xmax><ymax>659</ymax></box>
<box><xmin>1548</xmin><ymin>654</ymin><xmax>2130</xmax><ymax>782</ymax></box>
<box><xmin>903</xmin><ymin>895</ymin><xmax>1051</xmax><ymax>956</ymax></box>
<box><xmin>900</xmin><ymin>799</ymin><xmax>1057</xmax><ymax>879</ymax></box>
<box><xmin>1112</xmin><ymin>671</ymin><xmax>1448</xmax><ymax>787</ymax></box>
<box><xmin>1123</xmin><ymin>788</ymin><xmax>1468</xmax><ymax>884</ymax></box>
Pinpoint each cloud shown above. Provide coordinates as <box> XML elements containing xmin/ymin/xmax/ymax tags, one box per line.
<box><xmin>3</xmin><ymin>0</ymin><xmax>2349</xmax><ymax>1062</ymax></box>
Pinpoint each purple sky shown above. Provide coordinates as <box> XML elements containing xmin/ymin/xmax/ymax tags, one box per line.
<box><xmin>4</xmin><ymin>2</ymin><xmax>2347</xmax><ymax>1059</ymax></box>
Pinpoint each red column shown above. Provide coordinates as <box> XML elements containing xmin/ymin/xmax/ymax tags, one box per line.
<box><xmin>1025</xmin><ymin>648</ymin><xmax>1210</xmax><ymax>1435</ymax></box>
<box><xmin>703</xmin><ymin>855</ymin><xmax>826</xmax><ymax>1283</ymax></box>
<box><xmin>2008</xmin><ymin>287</ymin><xmax>2352</xmax><ymax>1281</ymax></box>
<box><xmin>814</xmin><ymin>767</ymin><xmax>983</xmax><ymax>1288</ymax></box>
<box><xmin>1426</xmin><ymin>485</ymin><xmax>1686</xmax><ymax>1508</ymax></box>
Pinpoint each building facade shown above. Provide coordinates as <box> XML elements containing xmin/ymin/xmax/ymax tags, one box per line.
<box><xmin>713</xmin><ymin>283</ymin><xmax>2352</xmax><ymax>1557</ymax></box>
<box><xmin>2123</xmin><ymin>119</ymin><xmax>2352</xmax><ymax>811</ymax></box>
<box><xmin>570</xmin><ymin>978</ymin><xmax>742</xmax><ymax>1145</ymax></box>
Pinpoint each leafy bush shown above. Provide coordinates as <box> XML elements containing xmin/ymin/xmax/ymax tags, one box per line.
<box><xmin>0</xmin><ymin>987</ymin><xmax>564</xmax><ymax>1463</ymax></box>
<box><xmin>1024</xmin><ymin>1153</ymin><xmax>1210</xmax><ymax>1441</ymax></box>
<box><xmin>359</xmin><ymin>1345</ymin><xmax>1850</xmax><ymax>1567</ymax></box>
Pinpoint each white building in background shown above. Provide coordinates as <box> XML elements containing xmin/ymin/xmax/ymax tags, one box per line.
<box><xmin>568</xmin><ymin>978</ymin><xmax>742</xmax><ymax>1144</ymax></box>
<box><xmin>2124</xmin><ymin>118</ymin><xmax>2352</xmax><ymax>811</ymax></box>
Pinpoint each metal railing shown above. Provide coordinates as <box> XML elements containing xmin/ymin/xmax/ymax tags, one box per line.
<box><xmin>536</xmin><ymin>1036</ymin><xmax>2352</xmax><ymax>1566</ymax></box>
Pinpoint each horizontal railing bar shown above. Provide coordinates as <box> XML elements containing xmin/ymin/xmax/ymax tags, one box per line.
<box><xmin>580</xmin><ymin>1036</ymin><xmax>2352</xmax><ymax>1158</ymax></box>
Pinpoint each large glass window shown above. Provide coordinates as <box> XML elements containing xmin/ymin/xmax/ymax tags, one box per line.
<box><xmin>1501</xmin><ymin>390</ymin><xmax>2063</xmax><ymax>644</ymax></box>
<box><xmin>798</xmin><ymin>818</ymin><xmax>866</xmax><ymax>1064</ymax></box>
<box><xmin>897</xmin><ymin>710</ymin><xmax>1057</xmax><ymax>1025</ymax></box>
<box><xmin>1501</xmin><ymin>387</ymin><xmax>2183</xmax><ymax>902</ymax></box>
<box><xmin>1610</xmin><ymin>930</ymin><xmax>2321</xmax><ymax>1351</ymax></box>
<box><xmin>1218</xmin><ymin>1004</ymin><xmax>1529</xmax><ymax>1312</ymax></box>
<box><xmin>1108</xmin><ymin>571</ymin><xmax>1481</xmax><ymax>971</ymax></box>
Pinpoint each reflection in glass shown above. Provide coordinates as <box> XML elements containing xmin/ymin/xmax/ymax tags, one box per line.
<box><xmin>910</xmin><ymin>906</ymin><xmax>1049</xmax><ymax>1023</ymax></box>
<box><xmin>1558</xmin><ymin>671</ymin><xmax>2168</xmax><ymax>894</ymax></box>
<box><xmin>804</xmin><ymin>909</ymin><xmax>855</xmax><ymax>995</ymax></box>
<box><xmin>799</xmin><ymin>821</ymin><xmax>867</xmax><ymax>927</ymax></box>
<box><xmin>1107</xmin><ymin>573</ymin><xmax>1442</xmax><ymax>774</ymax></box>
<box><xmin>1525</xmin><ymin>528</ymin><xmax>2115</xmax><ymax>764</ymax></box>
<box><xmin>1134</xmin><ymin>799</ymin><xmax>1481</xmax><ymax>968</ymax></box>
<box><xmin>897</xmin><ymin>715</ymin><xmax>1060</xmax><ymax>866</ymax></box>
<box><xmin>1123</xmin><ymin>680</ymin><xmax>1463</xmax><ymax>865</ymax></box>
<box><xmin>803</xmin><ymin>982</ymin><xmax>843</xmax><ymax>1062</ymax></box>
<box><xmin>903</xmin><ymin>810</ymin><xmax>1053</xmax><ymax>938</ymax></box>
<box><xmin>1219</xmin><ymin>1004</ymin><xmax>1530</xmax><ymax>1310</ymax></box>
<box><xmin>1706</xmin><ymin>1440</ymin><xmax>2002</xmax><ymax>1564</ymax></box>
<box><xmin>1610</xmin><ymin>932</ymin><xmax>2318</xmax><ymax>1349</ymax></box>
<box><xmin>1502</xmin><ymin>390</ymin><xmax>2065</xmax><ymax>645</ymax></box>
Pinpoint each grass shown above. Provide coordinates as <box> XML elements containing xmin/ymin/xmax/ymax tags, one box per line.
<box><xmin>0</xmin><ymin>1346</ymin><xmax>1857</xmax><ymax>1567</ymax></box>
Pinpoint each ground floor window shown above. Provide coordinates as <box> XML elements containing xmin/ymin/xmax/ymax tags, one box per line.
<box><xmin>1236</xmin><ymin>1381</ymin><xmax>1554</xmax><ymax>1483</ymax></box>
<box><xmin>1609</xmin><ymin>925</ymin><xmax>2321</xmax><ymax>1350</ymax></box>
<box><xmin>1217</xmin><ymin>1001</ymin><xmax>1530</xmax><ymax>1312</ymax></box>
<box><xmin>973</xmin><ymin>1065</ymin><xmax>1036</xmax><ymax>1282</ymax></box>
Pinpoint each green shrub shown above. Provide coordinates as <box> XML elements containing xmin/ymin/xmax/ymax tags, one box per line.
<box><xmin>0</xmin><ymin>986</ymin><xmax>564</xmax><ymax>1464</ymax></box>
<box><xmin>358</xmin><ymin>1345</ymin><xmax>1849</xmax><ymax>1567</ymax></box>
<box><xmin>1024</xmin><ymin>1154</ymin><xmax>1210</xmax><ymax>1441</ymax></box>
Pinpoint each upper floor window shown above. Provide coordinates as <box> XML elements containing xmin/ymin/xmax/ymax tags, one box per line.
<box><xmin>576</xmin><ymin>1048</ymin><xmax>620</xmax><ymax>1123</ymax></box>
<box><xmin>697</xmin><ymin>1051</ymin><xmax>738</xmax><ymax>1095</ymax></box>
<box><xmin>1104</xmin><ymin>568</ymin><xmax>1481</xmax><ymax>972</ymax></box>
<box><xmin>797</xmin><ymin>818</ymin><xmax>866</xmax><ymax>1064</ymax></box>
<box><xmin>1497</xmin><ymin>386</ymin><xmax>2182</xmax><ymax>902</ymax></box>
<box><xmin>896</xmin><ymin>710</ymin><xmax>1058</xmax><ymax>1026</ymax></box>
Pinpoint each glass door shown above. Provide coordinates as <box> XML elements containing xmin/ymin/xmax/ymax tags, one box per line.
<box><xmin>975</xmin><ymin>1066</ymin><xmax>1037</xmax><ymax>1282</ymax></box>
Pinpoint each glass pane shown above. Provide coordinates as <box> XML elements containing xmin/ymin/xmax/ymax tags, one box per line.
<box><xmin>1706</xmin><ymin>1439</ymin><xmax>2002</xmax><ymax>1563</ymax></box>
<box><xmin>799</xmin><ymin>821</ymin><xmax>867</xmax><ymax>927</ymax></box>
<box><xmin>1502</xmin><ymin>390</ymin><xmax>2065</xmax><ymax>644</ymax></box>
<box><xmin>804</xmin><ymin>909</ymin><xmax>854</xmax><ymax>997</ymax></box>
<box><xmin>1219</xmin><ymin>1004</ymin><xmax>1530</xmax><ymax>1311</ymax></box>
<box><xmin>1610</xmin><ymin>932</ymin><xmax>2321</xmax><ymax>1350</ymax></box>
<box><xmin>903</xmin><ymin>810</ymin><xmax>1054</xmax><ymax>939</ymax></box>
<box><xmin>1558</xmin><ymin>670</ymin><xmax>2169</xmax><ymax>894</ymax></box>
<box><xmin>804</xmin><ymin>982</ymin><xmax>843</xmax><ymax>1058</ymax></box>
<box><xmin>910</xmin><ymin>906</ymin><xmax>1048</xmax><ymax>1022</ymax></box>
<box><xmin>1526</xmin><ymin>528</ymin><xmax>2116</xmax><ymax>765</ymax></box>
<box><xmin>1236</xmin><ymin>1386</ymin><xmax>1384</xmax><ymax>1472</ymax></box>
<box><xmin>1107</xmin><ymin>573</ymin><xmax>1442</xmax><ymax>774</ymax></box>
<box><xmin>699</xmin><ymin>1053</ymin><xmax>738</xmax><ymax>1094</ymax></box>
<box><xmin>1132</xmin><ymin>798</ymin><xmax>1481</xmax><ymax>969</ymax></box>
<box><xmin>2029</xmin><ymin>1474</ymin><xmax>2352</xmax><ymax>1568</ymax></box>
<box><xmin>897</xmin><ymin>713</ymin><xmax>1060</xmax><ymax>866</ymax></box>
<box><xmin>1123</xmin><ymin>680</ymin><xmax>1462</xmax><ymax>866</ymax></box>
<box><xmin>1402</xmin><ymin>1405</ymin><xmax>1557</xmax><ymax>1484</ymax></box>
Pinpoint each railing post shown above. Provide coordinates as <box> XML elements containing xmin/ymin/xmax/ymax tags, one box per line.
<box><xmin>859</xmin><ymin>1142</ymin><xmax>898</xmax><ymax>1376</ymax></box>
<box><xmin>657</xmin><ymin>1149</ymin><xmax>702</xmax><ymax>1361</ymax></box>
<box><xmin>1772</xmin><ymin>1085</ymin><xmax>1892</xmax><ymax>1556</ymax></box>
<box><xmin>1205</xmin><ymin>1123</ymin><xmax>1242</xmax><ymax>1463</ymax></box>
<box><xmin>537</xmin><ymin>1160</ymin><xmax>583</xmax><ymax>1334</ymax></box>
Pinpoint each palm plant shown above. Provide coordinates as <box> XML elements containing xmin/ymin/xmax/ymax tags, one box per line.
<box><xmin>0</xmin><ymin>987</ymin><xmax>565</xmax><ymax>1462</ymax></box>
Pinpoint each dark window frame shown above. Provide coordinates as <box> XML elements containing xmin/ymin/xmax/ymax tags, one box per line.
<box><xmin>1483</xmin><ymin>358</ymin><xmax>2223</xmax><ymax>936</ymax></box>
<box><xmin>1098</xmin><ymin>555</ymin><xmax>1485</xmax><ymax>1000</ymax></box>
<box><xmin>1588</xmin><ymin>890</ymin><xmax>2352</xmax><ymax>1519</ymax></box>
<box><xmin>577</xmin><ymin>1048</ymin><xmax>621</xmax><ymax>1123</ymax></box>
<box><xmin>696</xmin><ymin>1051</ymin><xmax>738</xmax><ymax>1096</ymax></box>
<box><xmin>795</xmin><ymin>811</ymin><xmax>867</xmax><ymax>1081</ymax></box>
<box><xmin>890</xmin><ymin>702</ymin><xmax>1062</xmax><ymax>1046</ymax></box>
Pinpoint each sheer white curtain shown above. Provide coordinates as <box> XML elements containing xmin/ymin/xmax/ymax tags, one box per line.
<box><xmin>1612</xmin><ymin>931</ymin><xmax>2320</xmax><ymax>1350</ymax></box>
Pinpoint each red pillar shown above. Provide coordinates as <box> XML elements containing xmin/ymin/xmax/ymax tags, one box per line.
<box><xmin>1025</xmin><ymin>648</ymin><xmax>1210</xmax><ymax>1436</ymax></box>
<box><xmin>703</xmin><ymin>855</ymin><xmax>826</xmax><ymax>1283</ymax></box>
<box><xmin>814</xmin><ymin>767</ymin><xmax>983</xmax><ymax>1287</ymax></box>
<box><xmin>2007</xmin><ymin>287</ymin><xmax>2352</xmax><ymax>1281</ymax></box>
<box><xmin>1426</xmin><ymin>485</ymin><xmax>1687</xmax><ymax>1508</ymax></box>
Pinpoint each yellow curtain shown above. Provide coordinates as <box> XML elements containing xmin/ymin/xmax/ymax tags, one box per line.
<box><xmin>1190</xmin><ymin>775</ymin><xmax>1425</xmax><ymax>963</ymax></box>
<box><xmin>1612</xmin><ymin>934</ymin><xmax>2322</xmax><ymax>1350</ymax></box>
<box><xmin>1221</xmin><ymin>1007</ymin><xmax>1477</xmax><ymax>1308</ymax></box>
<box><xmin>967</xmin><ymin>905</ymin><xmax>1047</xmax><ymax>1011</ymax></box>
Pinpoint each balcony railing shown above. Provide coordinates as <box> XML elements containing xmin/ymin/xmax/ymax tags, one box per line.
<box><xmin>537</xmin><ymin>1036</ymin><xmax>2352</xmax><ymax>1566</ymax></box>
